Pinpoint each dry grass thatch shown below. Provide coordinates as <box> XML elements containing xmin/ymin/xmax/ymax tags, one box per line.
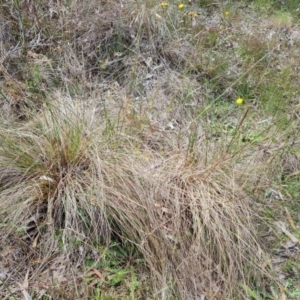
<box><xmin>1</xmin><ymin>0</ymin><xmax>300</xmax><ymax>299</ymax></box>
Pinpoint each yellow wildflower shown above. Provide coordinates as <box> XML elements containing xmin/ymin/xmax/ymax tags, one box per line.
<box><xmin>236</xmin><ymin>98</ymin><xmax>243</xmax><ymax>105</ymax></box>
<box><xmin>178</xmin><ymin>3</ymin><xmax>184</xmax><ymax>9</ymax></box>
<box><xmin>225</xmin><ymin>11</ymin><xmax>230</xmax><ymax>16</ymax></box>
<box><xmin>189</xmin><ymin>11</ymin><xmax>198</xmax><ymax>17</ymax></box>
<box><xmin>161</xmin><ymin>2</ymin><xmax>169</xmax><ymax>7</ymax></box>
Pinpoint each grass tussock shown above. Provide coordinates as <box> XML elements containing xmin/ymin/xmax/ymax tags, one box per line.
<box><xmin>0</xmin><ymin>94</ymin><xmax>268</xmax><ymax>299</ymax></box>
<box><xmin>0</xmin><ymin>96</ymin><xmax>110</xmax><ymax>247</ymax></box>
<box><xmin>103</xmin><ymin>151</ymin><xmax>266</xmax><ymax>299</ymax></box>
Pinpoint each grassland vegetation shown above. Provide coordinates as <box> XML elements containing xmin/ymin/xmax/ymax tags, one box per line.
<box><xmin>0</xmin><ymin>0</ymin><xmax>300</xmax><ymax>299</ymax></box>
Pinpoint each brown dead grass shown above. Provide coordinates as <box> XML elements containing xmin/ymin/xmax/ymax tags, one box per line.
<box><xmin>1</xmin><ymin>0</ymin><xmax>300</xmax><ymax>299</ymax></box>
<box><xmin>0</xmin><ymin>93</ymin><xmax>271</xmax><ymax>299</ymax></box>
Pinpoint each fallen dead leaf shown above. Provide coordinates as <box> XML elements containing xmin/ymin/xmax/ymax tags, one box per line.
<box><xmin>202</xmin><ymin>291</ymin><xmax>225</xmax><ymax>299</ymax></box>
<box><xmin>274</xmin><ymin>221</ymin><xmax>299</xmax><ymax>244</ymax></box>
<box><xmin>284</xmin><ymin>207</ymin><xmax>296</xmax><ymax>230</ymax></box>
<box><xmin>18</xmin><ymin>283</ymin><xmax>33</xmax><ymax>300</ymax></box>
<box><xmin>92</xmin><ymin>268</ymin><xmax>106</xmax><ymax>282</ymax></box>
<box><xmin>23</xmin><ymin>270</ymin><xmax>30</xmax><ymax>290</ymax></box>
<box><xmin>32</xmin><ymin>233</ymin><xmax>40</xmax><ymax>248</ymax></box>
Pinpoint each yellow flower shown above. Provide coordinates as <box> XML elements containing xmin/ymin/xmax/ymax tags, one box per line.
<box><xmin>236</xmin><ymin>98</ymin><xmax>243</xmax><ymax>105</ymax></box>
<box><xmin>189</xmin><ymin>11</ymin><xmax>198</xmax><ymax>17</ymax></box>
<box><xmin>178</xmin><ymin>3</ymin><xmax>184</xmax><ymax>9</ymax></box>
<box><xmin>225</xmin><ymin>11</ymin><xmax>230</xmax><ymax>16</ymax></box>
<box><xmin>161</xmin><ymin>2</ymin><xmax>169</xmax><ymax>7</ymax></box>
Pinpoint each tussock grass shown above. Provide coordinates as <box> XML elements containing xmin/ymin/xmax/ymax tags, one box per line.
<box><xmin>0</xmin><ymin>96</ymin><xmax>110</xmax><ymax>247</ymax></box>
<box><xmin>0</xmin><ymin>94</ymin><xmax>270</xmax><ymax>299</ymax></box>
<box><xmin>102</xmin><ymin>150</ymin><xmax>267</xmax><ymax>299</ymax></box>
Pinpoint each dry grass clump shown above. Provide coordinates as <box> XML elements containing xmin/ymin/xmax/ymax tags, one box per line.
<box><xmin>0</xmin><ymin>93</ymin><xmax>270</xmax><ymax>298</ymax></box>
<box><xmin>0</xmin><ymin>95</ymin><xmax>110</xmax><ymax>249</ymax></box>
<box><xmin>101</xmin><ymin>149</ymin><xmax>268</xmax><ymax>299</ymax></box>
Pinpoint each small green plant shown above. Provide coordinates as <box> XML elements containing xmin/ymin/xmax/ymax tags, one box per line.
<box><xmin>84</xmin><ymin>242</ymin><xmax>142</xmax><ymax>298</ymax></box>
